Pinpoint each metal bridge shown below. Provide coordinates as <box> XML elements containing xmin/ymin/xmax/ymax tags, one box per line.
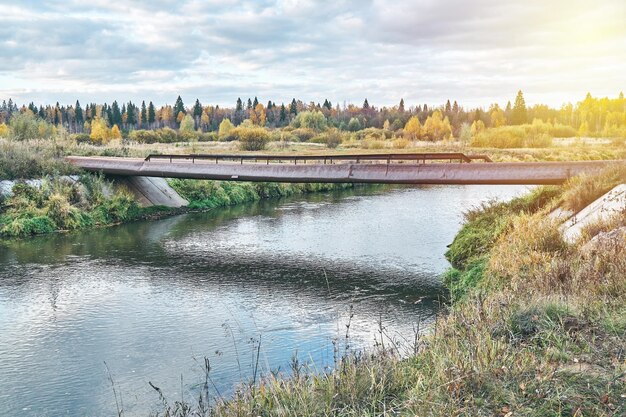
<box><xmin>66</xmin><ymin>153</ymin><xmax>623</xmax><ymax>186</ymax></box>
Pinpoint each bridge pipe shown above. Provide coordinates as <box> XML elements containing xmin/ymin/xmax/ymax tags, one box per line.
<box><xmin>66</xmin><ymin>157</ymin><xmax>624</xmax><ymax>186</ymax></box>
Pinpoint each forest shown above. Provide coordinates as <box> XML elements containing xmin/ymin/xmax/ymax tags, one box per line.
<box><xmin>0</xmin><ymin>91</ymin><xmax>625</xmax><ymax>150</ymax></box>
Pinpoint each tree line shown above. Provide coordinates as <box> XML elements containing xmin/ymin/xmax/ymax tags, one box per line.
<box><xmin>0</xmin><ymin>90</ymin><xmax>625</xmax><ymax>139</ymax></box>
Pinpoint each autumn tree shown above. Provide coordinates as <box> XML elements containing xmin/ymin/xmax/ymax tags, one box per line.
<box><xmin>347</xmin><ymin>117</ymin><xmax>361</xmax><ymax>132</ymax></box>
<box><xmin>511</xmin><ymin>90</ymin><xmax>527</xmax><ymax>125</ymax></box>
<box><xmin>180</xmin><ymin>114</ymin><xmax>195</xmax><ymax>133</ymax></box>
<box><xmin>250</xmin><ymin>103</ymin><xmax>266</xmax><ymax>126</ymax></box>
<box><xmin>422</xmin><ymin>110</ymin><xmax>452</xmax><ymax>141</ymax></box>
<box><xmin>90</xmin><ymin>117</ymin><xmax>110</xmax><ymax>144</ymax></box>
<box><xmin>489</xmin><ymin>104</ymin><xmax>506</xmax><ymax>127</ymax></box>
<box><xmin>292</xmin><ymin>110</ymin><xmax>327</xmax><ymax>131</ymax></box>
<box><xmin>111</xmin><ymin>124</ymin><xmax>122</xmax><ymax>139</ymax></box>
<box><xmin>404</xmin><ymin>116</ymin><xmax>421</xmax><ymax>140</ymax></box>
<box><xmin>218</xmin><ymin>118</ymin><xmax>235</xmax><ymax>140</ymax></box>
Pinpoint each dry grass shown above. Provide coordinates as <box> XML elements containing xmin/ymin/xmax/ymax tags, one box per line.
<box><xmin>150</xmin><ymin>168</ymin><xmax>626</xmax><ymax>416</ymax></box>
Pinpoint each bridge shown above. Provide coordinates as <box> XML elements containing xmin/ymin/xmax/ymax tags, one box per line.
<box><xmin>66</xmin><ymin>153</ymin><xmax>624</xmax><ymax>207</ymax></box>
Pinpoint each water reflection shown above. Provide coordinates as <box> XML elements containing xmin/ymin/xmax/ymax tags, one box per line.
<box><xmin>0</xmin><ymin>184</ymin><xmax>530</xmax><ymax>416</ymax></box>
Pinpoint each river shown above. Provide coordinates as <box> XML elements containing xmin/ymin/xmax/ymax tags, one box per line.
<box><xmin>0</xmin><ymin>184</ymin><xmax>528</xmax><ymax>416</ymax></box>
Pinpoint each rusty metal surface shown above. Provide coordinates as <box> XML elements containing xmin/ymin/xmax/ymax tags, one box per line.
<box><xmin>144</xmin><ymin>152</ymin><xmax>493</xmax><ymax>163</ymax></box>
<box><xmin>66</xmin><ymin>156</ymin><xmax>624</xmax><ymax>185</ymax></box>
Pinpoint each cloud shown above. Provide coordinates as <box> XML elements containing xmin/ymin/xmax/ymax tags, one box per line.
<box><xmin>0</xmin><ymin>0</ymin><xmax>624</xmax><ymax>108</ymax></box>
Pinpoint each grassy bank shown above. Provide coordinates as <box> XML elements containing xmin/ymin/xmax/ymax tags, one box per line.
<box><xmin>152</xmin><ymin>166</ymin><xmax>626</xmax><ymax>416</ymax></box>
<box><xmin>0</xmin><ymin>175</ymin><xmax>172</xmax><ymax>239</ymax></box>
<box><xmin>168</xmin><ymin>179</ymin><xmax>354</xmax><ymax>210</ymax></box>
<box><xmin>0</xmin><ymin>174</ymin><xmax>355</xmax><ymax>239</ymax></box>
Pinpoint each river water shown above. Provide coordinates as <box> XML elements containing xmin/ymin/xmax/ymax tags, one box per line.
<box><xmin>0</xmin><ymin>184</ymin><xmax>528</xmax><ymax>416</ymax></box>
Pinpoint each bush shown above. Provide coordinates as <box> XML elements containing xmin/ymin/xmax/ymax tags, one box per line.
<box><xmin>392</xmin><ymin>138</ymin><xmax>409</xmax><ymax>149</ymax></box>
<box><xmin>325</xmin><ymin>130</ymin><xmax>342</xmax><ymax>148</ymax></box>
<box><xmin>291</xmin><ymin>111</ymin><xmax>327</xmax><ymax>131</ymax></box>
<box><xmin>128</xmin><ymin>129</ymin><xmax>160</xmax><ymax>144</ymax></box>
<box><xmin>10</xmin><ymin>112</ymin><xmax>55</xmax><ymax>140</ymax></box>
<box><xmin>347</xmin><ymin>117</ymin><xmax>362</xmax><ymax>132</ymax></box>
<box><xmin>72</xmin><ymin>133</ymin><xmax>91</xmax><ymax>144</ymax></box>
<box><xmin>1</xmin><ymin>215</ymin><xmax>57</xmax><ymax>237</ymax></box>
<box><xmin>290</xmin><ymin>128</ymin><xmax>317</xmax><ymax>142</ymax></box>
<box><xmin>236</xmin><ymin>127</ymin><xmax>270</xmax><ymax>151</ymax></box>
<box><xmin>198</xmin><ymin>132</ymin><xmax>218</xmax><ymax>142</ymax></box>
<box><xmin>157</xmin><ymin>127</ymin><xmax>178</xmax><ymax>143</ymax></box>
<box><xmin>549</xmin><ymin>123</ymin><xmax>577</xmax><ymax>138</ymax></box>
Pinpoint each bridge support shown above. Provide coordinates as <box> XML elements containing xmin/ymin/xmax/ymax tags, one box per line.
<box><xmin>112</xmin><ymin>176</ymin><xmax>188</xmax><ymax>208</ymax></box>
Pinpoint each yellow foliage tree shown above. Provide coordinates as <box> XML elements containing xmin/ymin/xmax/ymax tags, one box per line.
<box><xmin>490</xmin><ymin>108</ymin><xmax>506</xmax><ymax>127</ymax></box>
<box><xmin>404</xmin><ymin>116</ymin><xmax>421</xmax><ymax>140</ymax></box>
<box><xmin>383</xmin><ymin>119</ymin><xmax>390</xmax><ymax>130</ymax></box>
<box><xmin>471</xmin><ymin>120</ymin><xmax>486</xmax><ymax>136</ymax></box>
<box><xmin>218</xmin><ymin>118</ymin><xmax>235</xmax><ymax>140</ymax></box>
<box><xmin>111</xmin><ymin>124</ymin><xmax>122</xmax><ymax>139</ymax></box>
<box><xmin>90</xmin><ymin>117</ymin><xmax>111</xmax><ymax>144</ymax></box>
<box><xmin>201</xmin><ymin>111</ymin><xmax>210</xmax><ymax>130</ymax></box>
<box><xmin>0</xmin><ymin>123</ymin><xmax>8</xmax><ymax>137</ymax></box>
<box><xmin>250</xmin><ymin>103</ymin><xmax>266</xmax><ymax>126</ymax></box>
<box><xmin>422</xmin><ymin>110</ymin><xmax>452</xmax><ymax>141</ymax></box>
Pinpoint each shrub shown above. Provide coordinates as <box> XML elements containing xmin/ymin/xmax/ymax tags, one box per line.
<box><xmin>236</xmin><ymin>127</ymin><xmax>270</xmax><ymax>151</ymax></box>
<box><xmin>128</xmin><ymin>129</ymin><xmax>160</xmax><ymax>144</ymax></box>
<box><xmin>1</xmin><ymin>215</ymin><xmax>57</xmax><ymax>237</ymax></box>
<box><xmin>290</xmin><ymin>128</ymin><xmax>317</xmax><ymax>142</ymax></box>
<box><xmin>549</xmin><ymin>123</ymin><xmax>577</xmax><ymax>138</ymax></box>
<box><xmin>0</xmin><ymin>123</ymin><xmax>9</xmax><ymax>137</ymax></box>
<box><xmin>325</xmin><ymin>130</ymin><xmax>342</xmax><ymax>148</ymax></box>
<box><xmin>291</xmin><ymin>111</ymin><xmax>327</xmax><ymax>131</ymax></box>
<box><xmin>198</xmin><ymin>132</ymin><xmax>218</xmax><ymax>142</ymax></box>
<box><xmin>347</xmin><ymin>117</ymin><xmax>362</xmax><ymax>132</ymax></box>
<box><xmin>10</xmin><ymin>112</ymin><xmax>54</xmax><ymax>140</ymax></box>
<box><xmin>72</xmin><ymin>133</ymin><xmax>91</xmax><ymax>144</ymax></box>
<box><xmin>157</xmin><ymin>127</ymin><xmax>178</xmax><ymax>143</ymax></box>
<box><xmin>392</xmin><ymin>138</ymin><xmax>409</xmax><ymax>149</ymax></box>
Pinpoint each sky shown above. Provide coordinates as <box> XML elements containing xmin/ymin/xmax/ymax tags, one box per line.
<box><xmin>0</xmin><ymin>0</ymin><xmax>625</xmax><ymax>109</ymax></box>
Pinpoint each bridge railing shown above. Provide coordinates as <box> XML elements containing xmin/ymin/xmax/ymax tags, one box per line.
<box><xmin>144</xmin><ymin>152</ymin><xmax>492</xmax><ymax>165</ymax></box>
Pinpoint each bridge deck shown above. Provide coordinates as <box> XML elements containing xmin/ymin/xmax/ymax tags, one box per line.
<box><xmin>66</xmin><ymin>155</ymin><xmax>624</xmax><ymax>185</ymax></box>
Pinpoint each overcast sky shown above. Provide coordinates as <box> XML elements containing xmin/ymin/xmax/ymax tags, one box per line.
<box><xmin>1</xmin><ymin>0</ymin><xmax>624</xmax><ymax>109</ymax></box>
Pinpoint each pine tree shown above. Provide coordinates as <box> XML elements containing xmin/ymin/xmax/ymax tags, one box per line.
<box><xmin>126</xmin><ymin>102</ymin><xmax>136</xmax><ymax>127</ymax></box>
<box><xmin>148</xmin><ymin>101</ymin><xmax>156</xmax><ymax>126</ymax></box>
<box><xmin>247</xmin><ymin>98</ymin><xmax>253</xmax><ymax>110</ymax></box>
<box><xmin>445</xmin><ymin>100</ymin><xmax>452</xmax><ymax>113</ymax></box>
<box><xmin>363</xmin><ymin>98</ymin><xmax>369</xmax><ymax>109</ymax></box>
<box><xmin>399</xmin><ymin>98</ymin><xmax>405</xmax><ymax>113</ymax></box>
<box><xmin>253</xmin><ymin>96</ymin><xmax>259</xmax><ymax>108</ymax></box>
<box><xmin>173</xmin><ymin>95</ymin><xmax>186</xmax><ymax>123</ymax></box>
<box><xmin>75</xmin><ymin>100</ymin><xmax>84</xmax><ymax>125</ymax></box>
<box><xmin>236</xmin><ymin>98</ymin><xmax>243</xmax><ymax>112</ymax></box>
<box><xmin>280</xmin><ymin>104</ymin><xmax>287</xmax><ymax>123</ymax></box>
<box><xmin>193</xmin><ymin>99</ymin><xmax>202</xmax><ymax>118</ymax></box>
<box><xmin>452</xmin><ymin>101</ymin><xmax>459</xmax><ymax>113</ymax></box>
<box><xmin>289</xmin><ymin>99</ymin><xmax>297</xmax><ymax>115</ymax></box>
<box><xmin>111</xmin><ymin>101</ymin><xmax>122</xmax><ymax>127</ymax></box>
<box><xmin>140</xmin><ymin>101</ymin><xmax>147</xmax><ymax>126</ymax></box>
<box><xmin>511</xmin><ymin>90</ymin><xmax>528</xmax><ymax>125</ymax></box>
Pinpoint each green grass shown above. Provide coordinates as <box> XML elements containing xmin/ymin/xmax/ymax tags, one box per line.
<box><xmin>168</xmin><ymin>178</ymin><xmax>355</xmax><ymax>210</ymax></box>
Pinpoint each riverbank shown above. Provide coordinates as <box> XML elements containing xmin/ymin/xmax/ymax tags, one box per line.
<box><xmin>0</xmin><ymin>174</ymin><xmax>355</xmax><ymax>239</ymax></box>
<box><xmin>154</xmin><ymin>165</ymin><xmax>626</xmax><ymax>416</ymax></box>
